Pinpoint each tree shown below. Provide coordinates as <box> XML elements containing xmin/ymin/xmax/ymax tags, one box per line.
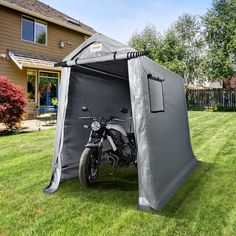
<box><xmin>173</xmin><ymin>14</ymin><xmax>206</xmax><ymax>85</ymax></box>
<box><xmin>36</xmin><ymin>31</ymin><xmax>46</xmax><ymax>45</ymax></box>
<box><xmin>128</xmin><ymin>14</ymin><xmax>206</xmax><ymax>86</ymax></box>
<box><xmin>153</xmin><ymin>14</ymin><xmax>205</xmax><ymax>85</ymax></box>
<box><xmin>128</xmin><ymin>24</ymin><xmax>161</xmax><ymax>59</ymax></box>
<box><xmin>203</xmin><ymin>0</ymin><xmax>236</xmax><ymax>80</ymax></box>
<box><xmin>0</xmin><ymin>76</ymin><xmax>27</xmax><ymax>130</ymax></box>
<box><xmin>153</xmin><ymin>29</ymin><xmax>186</xmax><ymax>77</ymax></box>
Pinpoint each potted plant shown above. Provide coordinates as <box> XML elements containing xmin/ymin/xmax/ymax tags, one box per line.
<box><xmin>27</xmin><ymin>91</ymin><xmax>35</xmax><ymax>102</ymax></box>
<box><xmin>51</xmin><ymin>97</ymin><xmax>58</xmax><ymax>109</ymax></box>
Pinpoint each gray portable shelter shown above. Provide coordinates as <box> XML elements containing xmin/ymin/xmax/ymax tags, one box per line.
<box><xmin>44</xmin><ymin>33</ymin><xmax>198</xmax><ymax>211</ymax></box>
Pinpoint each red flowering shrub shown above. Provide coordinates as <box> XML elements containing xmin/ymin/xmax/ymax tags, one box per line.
<box><xmin>0</xmin><ymin>76</ymin><xmax>27</xmax><ymax>130</ymax></box>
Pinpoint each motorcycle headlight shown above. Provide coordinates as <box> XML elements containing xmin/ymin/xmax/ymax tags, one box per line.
<box><xmin>91</xmin><ymin>121</ymin><xmax>101</xmax><ymax>131</ymax></box>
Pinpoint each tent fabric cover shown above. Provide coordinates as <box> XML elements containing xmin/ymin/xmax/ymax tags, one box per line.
<box><xmin>44</xmin><ymin>33</ymin><xmax>198</xmax><ymax>211</ymax></box>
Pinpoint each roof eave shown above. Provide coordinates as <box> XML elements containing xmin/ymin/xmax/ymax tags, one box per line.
<box><xmin>0</xmin><ymin>1</ymin><xmax>94</xmax><ymax>36</ymax></box>
<box><xmin>23</xmin><ymin>64</ymin><xmax>61</xmax><ymax>71</ymax></box>
<box><xmin>8</xmin><ymin>50</ymin><xmax>62</xmax><ymax>71</ymax></box>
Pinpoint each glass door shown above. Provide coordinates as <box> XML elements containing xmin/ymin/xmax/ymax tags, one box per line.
<box><xmin>38</xmin><ymin>71</ymin><xmax>60</xmax><ymax>112</ymax></box>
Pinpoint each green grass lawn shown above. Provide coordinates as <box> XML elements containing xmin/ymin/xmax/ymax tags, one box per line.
<box><xmin>0</xmin><ymin>111</ymin><xmax>236</xmax><ymax>236</ymax></box>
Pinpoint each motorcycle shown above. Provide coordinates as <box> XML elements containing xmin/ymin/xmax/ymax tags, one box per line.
<box><xmin>78</xmin><ymin>106</ymin><xmax>137</xmax><ymax>187</ymax></box>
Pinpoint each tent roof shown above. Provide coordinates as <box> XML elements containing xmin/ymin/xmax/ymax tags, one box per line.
<box><xmin>64</xmin><ymin>33</ymin><xmax>134</xmax><ymax>62</ymax></box>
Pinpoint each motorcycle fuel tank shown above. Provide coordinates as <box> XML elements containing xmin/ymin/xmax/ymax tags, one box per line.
<box><xmin>105</xmin><ymin>123</ymin><xmax>127</xmax><ymax>137</ymax></box>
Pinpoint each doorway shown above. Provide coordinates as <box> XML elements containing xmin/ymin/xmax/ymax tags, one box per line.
<box><xmin>38</xmin><ymin>71</ymin><xmax>60</xmax><ymax>112</ymax></box>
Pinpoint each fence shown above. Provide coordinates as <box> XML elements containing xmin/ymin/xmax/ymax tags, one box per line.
<box><xmin>186</xmin><ymin>89</ymin><xmax>236</xmax><ymax>111</ymax></box>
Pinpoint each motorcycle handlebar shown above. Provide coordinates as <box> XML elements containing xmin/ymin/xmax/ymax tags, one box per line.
<box><xmin>112</xmin><ymin>118</ymin><xmax>126</xmax><ymax>122</ymax></box>
<box><xmin>78</xmin><ymin>116</ymin><xmax>93</xmax><ymax>120</ymax></box>
<box><xmin>78</xmin><ymin>117</ymin><xmax>126</xmax><ymax>122</ymax></box>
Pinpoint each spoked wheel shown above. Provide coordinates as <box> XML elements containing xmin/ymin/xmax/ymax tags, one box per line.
<box><xmin>79</xmin><ymin>147</ymin><xmax>99</xmax><ymax>187</ymax></box>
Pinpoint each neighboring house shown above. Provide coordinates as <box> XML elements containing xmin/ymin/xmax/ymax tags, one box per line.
<box><xmin>224</xmin><ymin>77</ymin><xmax>236</xmax><ymax>89</ymax></box>
<box><xmin>187</xmin><ymin>80</ymin><xmax>223</xmax><ymax>89</ymax></box>
<box><xmin>203</xmin><ymin>81</ymin><xmax>223</xmax><ymax>89</ymax></box>
<box><xmin>0</xmin><ymin>0</ymin><xmax>95</xmax><ymax>118</ymax></box>
<box><xmin>188</xmin><ymin>78</ymin><xmax>236</xmax><ymax>90</ymax></box>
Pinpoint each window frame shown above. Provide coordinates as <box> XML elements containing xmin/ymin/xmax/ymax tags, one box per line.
<box><xmin>147</xmin><ymin>74</ymin><xmax>165</xmax><ymax>113</ymax></box>
<box><xmin>21</xmin><ymin>15</ymin><xmax>48</xmax><ymax>46</ymax></box>
<box><xmin>39</xmin><ymin>70</ymin><xmax>60</xmax><ymax>80</ymax></box>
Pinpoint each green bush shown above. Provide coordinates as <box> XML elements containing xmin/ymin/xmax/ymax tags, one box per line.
<box><xmin>0</xmin><ymin>76</ymin><xmax>27</xmax><ymax>130</ymax></box>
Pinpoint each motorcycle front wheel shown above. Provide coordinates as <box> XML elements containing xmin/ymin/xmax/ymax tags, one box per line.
<box><xmin>79</xmin><ymin>147</ymin><xmax>99</xmax><ymax>187</ymax></box>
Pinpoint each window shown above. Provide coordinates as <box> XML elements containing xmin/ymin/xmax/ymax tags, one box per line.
<box><xmin>22</xmin><ymin>18</ymin><xmax>34</xmax><ymax>41</ymax></box>
<box><xmin>147</xmin><ymin>74</ymin><xmax>165</xmax><ymax>112</ymax></box>
<box><xmin>27</xmin><ymin>70</ymin><xmax>37</xmax><ymax>102</ymax></box>
<box><xmin>22</xmin><ymin>16</ymin><xmax>47</xmax><ymax>45</ymax></box>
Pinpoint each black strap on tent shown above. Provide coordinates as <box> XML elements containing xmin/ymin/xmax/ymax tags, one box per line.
<box><xmin>147</xmin><ymin>74</ymin><xmax>165</xmax><ymax>82</ymax></box>
<box><xmin>113</xmin><ymin>51</ymin><xmax>117</xmax><ymax>60</ymax></box>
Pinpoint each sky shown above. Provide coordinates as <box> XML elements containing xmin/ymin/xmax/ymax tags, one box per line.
<box><xmin>40</xmin><ymin>0</ymin><xmax>212</xmax><ymax>44</ymax></box>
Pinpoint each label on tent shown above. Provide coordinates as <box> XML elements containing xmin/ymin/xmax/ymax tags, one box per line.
<box><xmin>90</xmin><ymin>43</ymin><xmax>103</xmax><ymax>53</ymax></box>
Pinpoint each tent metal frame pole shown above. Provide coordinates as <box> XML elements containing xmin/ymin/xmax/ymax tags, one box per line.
<box><xmin>78</xmin><ymin>65</ymin><xmax>128</xmax><ymax>80</ymax></box>
<box><xmin>54</xmin><ymin>51</ymin><xmax>148</xmax><ymax>68</ymax></box>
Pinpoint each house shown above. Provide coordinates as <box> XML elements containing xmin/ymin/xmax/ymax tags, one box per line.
<box><xmin>188</xmin><ymin>78</ymin><xmax>236</xmax><ymax>90</ymax></box>
<box><xmin>203</xmin><ymin>81</ymin><xmax>223</xmax><ymax>89</ymax></box>
<box><xmin>187</xmin><ymin>80</ymin><xmax>223</xmax><ymax>90</ymax></box>
<box><xmin>224</xmin><ymin>77</ymin><xmax>236</xmax><ymax>89</ymax></box>
<box><xmin>0</xmin><ymin>0</ymin><xmax>96</xmax><ymax>118</ymax></box>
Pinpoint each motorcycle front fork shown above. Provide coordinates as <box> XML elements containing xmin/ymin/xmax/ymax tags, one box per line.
<box><xmin>87</xmin><ymin>130</ymin><xmax>106</xmax><ymax>165</ymax></box>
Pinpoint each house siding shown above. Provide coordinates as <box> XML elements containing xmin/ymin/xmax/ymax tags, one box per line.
<box><xmin>0</xmin><ymin>5</ymin><xmax>85</xmax><ymax>60</ymax></box>
<box><xmin>0</xmin><ymin>4</ymin><xmax>86</xmax><ymax>85</ymax></box>
<box><xmin>0</xmin><ymin>6</ymin><xmax>84</xmax><ymax>59</ymax></box>
<box><xmin>0</xmin><ymin>5</ymin><xmax>89</xmax><ymax>119</ymax></box>
<box><xmin>0</xmin><ymin>58</ymin><xmax>27</xmax><ymax>89</ymax></box>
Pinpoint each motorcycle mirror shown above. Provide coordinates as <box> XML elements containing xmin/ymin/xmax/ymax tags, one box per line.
<box><xmin>82</xmin><ymin>106</ymin><xmax>88</xmax><ymax>112</ymax></box>
<box><xmin>120</xmin><ymin>108</ymin><xmax>128</xmax><ymax>114</ymax></box>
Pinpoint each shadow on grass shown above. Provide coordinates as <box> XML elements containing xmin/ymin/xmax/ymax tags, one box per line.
<box><xmin>0</xmin><ymin>128</ymin><xmax>35</xmax><ymax>136</ymax></box>
<box><xmin>160</xmin><ymin>161</ymin><xmax>215</xmax><ymax>217</ymax></box>
<box><xmin>56</xmin><ymin>166</ymin><xmax>138</xmax><ymax>208</ymax></box>
<box><xmin>93</xmin><ymin>173</ymin><xmax>138</xmax><ymax>192</ymax></box>
<box><xmin>57</xmin><ymin>161</ymin><xmax>215</xmax><ymax>215</ymax></box>
<box><xmin>0</xmin><ymin>129</ymin><xmax>20</xmax><ymax>136</ymax></box>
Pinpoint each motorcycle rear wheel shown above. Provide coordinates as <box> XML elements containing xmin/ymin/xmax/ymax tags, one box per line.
<box><xmin>79</xmin><ymin>147</ymin><xmax>99</xmax><ymax>187</ymax></box>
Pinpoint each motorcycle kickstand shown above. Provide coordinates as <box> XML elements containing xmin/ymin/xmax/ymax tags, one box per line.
<box><xmin>109</xmin><ymin>166</ymin><xmax>118</xmax><ymax>176</ymax></box>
